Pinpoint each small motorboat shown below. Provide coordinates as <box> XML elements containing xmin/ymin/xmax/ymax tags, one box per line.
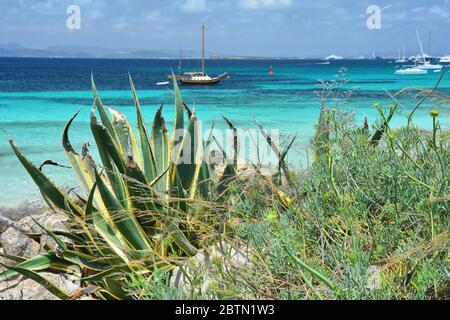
<box><xmin>156</xmin><ymin>81</ymin><xmax>170</xmax><ymax>86</ymax></box>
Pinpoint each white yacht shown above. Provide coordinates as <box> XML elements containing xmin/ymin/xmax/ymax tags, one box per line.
<box><xmin>439</xmin><ymin>55</ymin><xmax>450</xmax><ymax>64</ymax></box>
<box><xmin>395</xmin><ymin>67</ymin><xmax>427</xmax><ymax>75</ymax></box>
<box><xmin>415</xmin><ymin>31</ymin><xmax>442</xmax><ymax>70</ymax></box>
<box><xmin>324</xmin><ymin>54</ymin><xmax>344</xmax><ymax>60</ymax></box>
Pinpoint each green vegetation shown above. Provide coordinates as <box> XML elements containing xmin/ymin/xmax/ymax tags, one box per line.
<box><xmin>0</xmin><ymin>76</ymin><xmax>448</xmax><ymax>300</ymax></box>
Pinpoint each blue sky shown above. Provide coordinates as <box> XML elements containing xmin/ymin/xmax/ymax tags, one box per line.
<box><xmin>1</xmin><ymin>0</ymin><xmax>450</xmax><ymax>56</ymax></box>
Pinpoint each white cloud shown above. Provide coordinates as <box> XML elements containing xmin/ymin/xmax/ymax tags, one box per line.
<box><xmin>429</xmin><ymin>5</ymin><xmax>449</xmax><ymax>19</ymax></box>
<box><xmin>239</xmin><ymin>0</ymin><xmax>292</xmax><ymax>10</ymax></box>
<box><xmin>180</xmin><ymin>0</ymin><xmax>206</xmax><ymax>13</ymax></box>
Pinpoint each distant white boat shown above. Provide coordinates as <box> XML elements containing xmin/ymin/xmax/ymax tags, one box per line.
<box><xmin>316</xmin><ymin>61</ymin><xmax>331</xmax><ymax>65</ymax></box>
<box><xmin>395</xmin><ymin>45</ymin><xmax>407</xmax><ymax>63</ymax></box>
<box><xmin>417</xmin><ymin>62</ymin><xmax>443</xmax><ymax>70</ymax></box>
<box><xmin>156</xmin><ymin>81</ymin><xmax>170</xmax><ymax>86</ymax></box>
<box><xmin>439</xmin><ymin>55</ymin><xmax>450</xmax><ymax>64</ymax></box>
<box><xmin>324</xmin><ymin>54</ymin><xmax>343</xmax><ymax>60</ymax></box>
<box><xmin>395</xmin><ymin>67</ymin><xmax>427</xmax><ymax>75</ymax></box>
<box><xmin>415</xmin><ymin>30</ymin><xmax>442</xmax><ymax>70</ymax></box>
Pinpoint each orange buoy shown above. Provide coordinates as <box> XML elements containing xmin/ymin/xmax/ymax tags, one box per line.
<box><xmin>269</xmin><ymin>66</ymin><xmax>274</xmax><ymax>76</ymax></box>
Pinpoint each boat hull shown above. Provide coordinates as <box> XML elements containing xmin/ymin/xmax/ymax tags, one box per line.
<box><xmin>180</xmin><ymin>72</ymin><xmax>229</xmax><ymax>85</ymax></box>
<box><xmin>395</xmin><ymin>68</ymin><xmax>427</xmax><ymax>75</ymax></box>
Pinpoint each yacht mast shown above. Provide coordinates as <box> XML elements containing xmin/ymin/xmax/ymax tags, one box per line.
<box><xmin>202</xmin><ymin>25</ymin><xmax>205</xmax><ymax>75</ymax></box>
<box><xmin>416</xmin><ymin>30</ymin><xmax>426</xmax><ymax>62</ymax></box>
<box><xmin>178</xmin><ymin>47</ymin><xmax>182</xmax><ymax>74</ymax></box>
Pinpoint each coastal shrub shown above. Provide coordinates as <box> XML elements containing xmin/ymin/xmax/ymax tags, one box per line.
<box><xmin>128</xmin><ymin>104</ymin><xmax>449</xmax><ymax>300</ymax></box>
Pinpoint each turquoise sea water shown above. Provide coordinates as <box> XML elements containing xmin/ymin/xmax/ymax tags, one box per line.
<box><xmin>0</xmin><ymin>57</ymin><xmax>449</xmax><ymax>206</ymax></box>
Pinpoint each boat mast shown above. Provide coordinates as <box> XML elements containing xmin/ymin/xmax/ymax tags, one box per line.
<box><xmin>416</xmin><ymin>30</ymin><xmax>426</xmax><ymax>63</ymax></box>
<box><xmin>178</xmin><ymin>47</ymin><xmax>182</xmax><ymax>74</ymax></box>
<box><xmin>202</xmin><ymin>25</ymin><xmax>205</xmax><ymax>75</ymax></box>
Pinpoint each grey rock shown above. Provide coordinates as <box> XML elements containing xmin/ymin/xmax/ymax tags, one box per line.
<box><xmin>0</xmin><ymin>272</ymin><xmax>80</xmax><ymax>300</ymax></box>
<box><xmin>0</xmin><ymin>202</ymin><xmax>44</xmax><ymax>234</ymax></box>
<box><xmin>0</xmin><ymin>227</ymin><xmax>40</xmax><ymax>259</ymax></box>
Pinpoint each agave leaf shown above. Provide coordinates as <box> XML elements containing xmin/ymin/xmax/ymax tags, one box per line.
<box><xmin>90</xmin><ymin>108</ymin><xmax>128</xmax><ymax>203</ymax></box>
<box><xmin>32</xmin><ymin>217</ymin><xmax>67</xmax><ymax>251</ymax></box>
<box><xmin>173</xmin><ymin>76</ymin><xmax>184</xmax><ymax>134</ymax></box>
<box><xmin>8</xmin><ymin>137</ymin><xmax>83</xmax><ymax>217</ymax></box>
<box><xmin>80</xmin><ymin>267</ymin><xmax>123</xmax><ymax>282</ymax></box>
<box><xmin>82</xmin><ymin>182</ymin><xmax>114</xmax><ymax>257</ymax></box>
<box><xmin>197</xmin><ymin>123</ymin><xmax>216</xmax><ymax>199</ymax></box>
<box><xmin>61</xmin><ymin>250</ymin><xmax>110</xmax><ymax>272</ymax></box>
<box><xmin>197</xmin><ymin>161</ymin><xmax>212</xmax><ymax>199</ymax></box>
<box><xmin>163</xmin><ymin>219</ymin><xmax>197</xmax><ymax>256</ymax></box>
<box><xmin>90</xmin><ymin>108</ymin><xmax>125</xmax><ymax>174</ymax></box>
<box><xmin>130</xmin><ymin>75</ymin><xmax>157</xmax><ymax>183</ymax></box>
<box><xmin>85</xmin><ymin>180</ymin><xmax>97</xmax><ymax>217</ymax></box>
<box><xmin>102</xmin><ymin>277</ymin><xmax>129</xmax><ymax>300</ymax></box>
<box><xmin>92</xmin><ymin>209</ymin><xmax>131</xmax><ymax>264</ymax></box>
<box><xmin>169</xmin><ymin>77</ymin><xmax>185</xmax><ymax>187</ymax></box>
<box><xmin>110</xmin><ymin>162</ymin><xmax>130</xmax><ymax>209</ymax></box>
<box><xmin>91</xmin><ymin>75</ymin><xmax>119</xmax><ymax>145</ymax></box>
<box><xmin>173</xmin><ymin>114</ymin><xmax>203</xmax><ymax>202</ymax></box>
<box><xmin>0</xmin><ymin>263</ymin><xmax>70</xmax><ymax>300</ymax></box>
<box><xmin>94</xmin><ymin>170</ymin><xmax>152</xmax><ymax>252</ymax></box>
<box><xmin>0</xmin><ymin>252</ymin><xmax>26</xmax><ymax>263</ymax></box>
<box><xmin>151</xmin><ymin>105</ymin><xmax>170</xmax><ymax>193</ymax></box>
<box><xmin>124</xmin><ymin>158</ymin><xmax>162</xmax><ymax>214</ymax></box>
<box><xmin>63</xmin><ymin>110</ymin><xmax>96</xmax><ymax>199</ymax></box>
<box><xmin>109</xmin><ymin>107</ymin><xmax>142</xmax><ymax>168</ymax></box>
<box><xmin>27</xmin><ymin>230</ymin><xmax>86</xmax><ymax>247</ymax></box>
<box><xmin>0</xmin><ymin>254</ymin><xmax>56</xmax><ymax>281</ymax></box>
<box><xmin>222</xmin><ymin>115</ymin><xmax>239</xmax><ymax>169</ymax></box>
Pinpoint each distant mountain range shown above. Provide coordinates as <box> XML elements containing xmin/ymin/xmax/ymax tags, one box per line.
<box><xmin>0</xmin><ymin>43</ymin><xmax>306</xmax><ymax>59</ymax></box>
<box><xmin>1</xmin><ymin>43</ymin><xmax>444</xmax><ymax>60</ymax></box>
<box><xmin>0</xmin><ymin>43</ymin><xmax>205</xmax><ymax>59</ymax></box>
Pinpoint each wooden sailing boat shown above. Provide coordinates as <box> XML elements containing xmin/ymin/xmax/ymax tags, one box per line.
<box><xmin>169</xmin><ymin>25</ymin><xmax>228</xmax><ymax>85</ymax></box>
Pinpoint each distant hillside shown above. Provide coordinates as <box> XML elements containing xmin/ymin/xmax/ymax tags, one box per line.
<box><xmin>1</xmin><ymin>43</ymin><xmax>433</xmax><ymax>60</ymax></box>
<box><xmin>0</xmin><ymin>43</ymin><xmax>205</xmax><ymax>59</ymax></box>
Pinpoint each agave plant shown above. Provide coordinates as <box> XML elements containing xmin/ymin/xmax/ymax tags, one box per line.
<box><xmin>0</xmin><ymin>75</ymin><xmax>239</xmax><ymax>299</ymax></box>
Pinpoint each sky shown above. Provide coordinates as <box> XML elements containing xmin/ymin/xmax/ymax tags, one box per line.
<box><xmin>0</xmin><ymin>0</ymin><xmax>449</xmax><ymax>57</ymax></box>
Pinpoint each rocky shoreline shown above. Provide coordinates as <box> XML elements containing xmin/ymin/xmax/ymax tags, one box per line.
<box><xmin>0</xmin><ymin>202</ymin><xmax>83</xmax><ymax>300</ymax></box>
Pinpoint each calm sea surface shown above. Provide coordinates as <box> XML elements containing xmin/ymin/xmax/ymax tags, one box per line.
<box><xmin>0</xmin><ymin>57</ymin><xmax>449</xmax><ymax>205</ymax></box>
